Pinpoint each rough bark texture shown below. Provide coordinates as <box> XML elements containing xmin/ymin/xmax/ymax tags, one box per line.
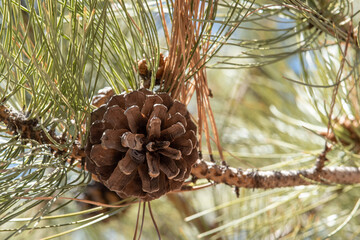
<box><xmin>191</xmin><ymin>160</ymin><xmax>360</xmax><ymax>188</ymax></box>
<box><xmin>0</xmin><ymin>105</ymin><xmax>85</xmax><ymax>160</ymax></box>
<box><xmin>0</xmin><ymin>105</ymin><xmax>43</xmax><ymax>140</ymax></box>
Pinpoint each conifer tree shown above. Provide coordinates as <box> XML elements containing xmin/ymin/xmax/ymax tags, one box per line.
<box><xmin>1</xmin><ymin>0</ymin><xmax>360</xmax><ymax>239</ymax></box>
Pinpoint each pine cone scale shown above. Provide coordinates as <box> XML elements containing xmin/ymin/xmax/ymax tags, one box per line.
<box><xmin>119</xmin><ymin>176</ymin><xmax>145</xmax><ymax>198</ymax></box>
<box><xmin>129</xmin><ymin>149</ymin><xmax>146</xmax><ymax>164</ymax></box>
<box><xmin>141</xmin><ymin>95</ymin><xmax>163</xmax><ymax>117</ymax></box>
<box><xmin>164</xmin><ymin>112</ymin><xmax>187</xmax><ymax>129</ymax></box>
<box><xmin>138</xmin><ymin>164</ymin><xmax>160</xmax><ymax>193</ymax></box>
<box><xmin>121</xmin><ymin>132</ymin><xmax>145</xmax><ymax>150</ymax></box>
<box><xmin>91</xmin><ymin>105</ymin><xmax>106</xmax><ymax>123</ymax></box>
<box><xmin>146</xmin><ymin>141</ymin><xmax>170</xmax><ymax>152</ymax></box>
<box><xmin>103</xmin><ymin>106</ymin><xmax>128</xmax><ymax>129</ymax></box>
<box><xmin>107</xmin><ymin>167</ymin><xmax>136</xmax><ymax>192</ymax></box>
<box><xmin>173</xmin><ymin>160</ymin><xmax>187</xmax><ymax>181</ymax></box>
<box><xmin>125</xmin><ymin>91</ymin><xmax>146</xmax><ymax>109</ymax></box>
<box><xmin>157</xmin><ymin>93</ymin><xmax>172</xmax><ymax>108</ymax></box>
<box><xmin>159</xmin><ymin>157</ymin><xmax>181</xmax><ymax>179</ymax></box>
<box><xmin>158</xmin><ymin>147</ymin><xmax>182</xmax><ymax>160</ymax></box>
<box><xmin>184</xmin><ymin>148</ymin><xmax>198</xmax><ymax>167</ymax></box>
<box><xmin>149</xmin><ymin>104</ymin><xmax>168</xmax><ymax>122</ymax></box>
<box><xmin>169</xmin><ymin>179</ymin><xmax>183</xmax><ymax>190</ymax></box>
<box><xmin>181</xmin><ymin>130</ymin><xmax>197</xmax><ymax>148</ymax></box>
<box><xmin>124</xmin><ymin>105</ymin><xmax>147</xmax><ymax>133</ymax></box>
<box><xmin>147</xmin><ymin>117</ymin><xmax>161</xmax><ymax>139</ymax></box>
<box><xmin>160</xmin><ymin>122</ymin><xmax>186</xmax><ymax>141</ymax></box>
<box><xmin>171</xmin><ymin>138</ymin><xmax>193</xmax><ymax>156</ymax></box>
<box><xmin>146</xmin><ymin>152</ymin><xmax>160</xmax><ymax>177</ymax></box>
<box><xmin>89</xmin><ymin>121</ymin><xmax>110</xmax><ymax>144</ymax></box>
<box><xmin>169</xmin><ymin>101</ymin><xmax>188</xmax><ymax>116</ymax></box>
<box><xmin>107</xmin><ymin>95</ymin><xmax>125</xmax><ymax>109</ymax></box>
<box><xmin>101</xmin><ymin>129</ymin><xmax>128</xmax><ymax>151</ymax></box>
<box><xmin>95</xmin><ymin>164</ymin><xmax>117</xmax><ymax>181</ymax></box>
<box><xmin>118</xmin><ymin>150</ymin><xmax>139</xmax><ymax>175</ymax></box>
<box><xmin>90</xmin><ymin>145</ymin><xmax>120</xmax><ymax>166</ymax></box>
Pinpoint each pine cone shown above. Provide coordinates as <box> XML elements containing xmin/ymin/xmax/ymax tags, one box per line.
<box><xmin>85</xmin><ymin>88</ymin><xmax>198</xmax><ymax>201</ymax></box>
<box><xmin>79</xmin><ymin>181</ymin><xmax>124</xmax><ymax>221</ymax></box>
<box><xmin>81</xmin><ymin>181</ymin><xmax>123</xmax><ymax>208</ymax></box>
<box><xmin>320</xmin><ymin>116</ymin><xmax>360</xmax><ymax>153</ymax></box>
<box><xmin>138</xmin><ymin>54</ymin><xmax>167</xmax><ymax>88</ymax></box>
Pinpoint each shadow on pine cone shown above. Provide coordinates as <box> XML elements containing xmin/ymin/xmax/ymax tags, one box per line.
<box><xmin>80</xmin><ymin>181</ymin><xmax>124</xmax><ymax>221</ymax></box>
<box><xmin>85</xmin><ymin>88</ymin><xmax>198</xmax><ymax>201</ymax></box>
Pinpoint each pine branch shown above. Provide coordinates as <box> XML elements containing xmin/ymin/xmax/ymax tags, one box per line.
<box><xmin>4</xmin><ymin>103</ymin><xmax>360</xmax><ymax>190</ymax></box>
<box><xmin>286</xmin><ymin>0</ymin><xmax>358</xmax><ymax>47</ymax></box>
<box><xmin>0</xmin><ymin>104</ymin><xmax>84</xmax><ymax>160</ymax></box>
<box><xmin>191</xmin><ymin>160</ymin><xmax>360</xmax><ymax>188</ymax></box>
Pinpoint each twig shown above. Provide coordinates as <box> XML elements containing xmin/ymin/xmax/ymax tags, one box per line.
<box><xmin>287</xmin><ymin>0</ymin><xmax>358</xmax><ymax>48</ymax></box>
<box><xmin>315</xmin><ymin>145</ymin><xmax>330</xmax><ymax>173</ymax></box>
<box><xmin>0</xmin><ymin>105</ymin><xmax>43</xmax><ymax>140</ymax></box>
<box><xmin>191</xmin><ymin>160</ymin><xmax>360</xmax><ymax>188</ymax></box>
<box><xmin>316</xmin><ymin>17</ymin><xmax>352</xmax><ymax>172</ymax></box>
<box><xmin>14</xmin><ymin>196</ymin><xmax>137</xmax><ymax>208</ymax></box>
<box><xmin>0</xmin><ymin>104</ymin><xmax>85</xmax><ymax>160</ymax></box>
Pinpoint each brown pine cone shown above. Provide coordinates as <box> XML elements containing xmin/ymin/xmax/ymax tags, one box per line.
<box><xmin>85</xmin><ymin>88</ymin><xmax>198</xmax><ymax>201</ymax></box>
<box><xmin>81</xmin><ymin>181</ymin><xmax>123</xmax><ymax>208</ymax></box>
<box><xmin>79</xmin><ymin>181</ymin><xmax>125</xmax><ymax>221</ymax></box>
<box><xmin>138</xmin><ymin>54</ymin><xmax>167</xmax><ymax>88</ymax></box>
<box><xmin>320</xmin><ymin>116</ymin><xmax>360</xmax><ymax>153</ymax></box>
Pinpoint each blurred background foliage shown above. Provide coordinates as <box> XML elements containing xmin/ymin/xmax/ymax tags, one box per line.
<box><xmin>1</xmin><ymin>0</ymin><xmax>360</xmax><ymax>239</ymax></box>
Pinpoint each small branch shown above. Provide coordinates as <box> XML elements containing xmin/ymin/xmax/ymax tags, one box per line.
<box><xmin>191</xmin><ymin>160</ymin><xmax>360</xmax><ymax>188</ymax></box>
<box><xmin>315</xmin><ymin>145</ymin><xmax>330</xmax><ymax>172</ymax></box>
<box><xmin>286</xmin><ymin>1</ymin><xmax>358</xmax><ymax>48</ymax></box>
<box><xmin>3</xmin><ymin>104</ymin><xmax>360</xmax><ymax>189</ymax></box>
<box><xmin>14</xmin><ymin>196</ymin><xmax>136</xmax><ymax>208</ymax></box>
<box><xmin>0</xmin><ymin>104</ymin><xmax>85</xmax><ymax>160</ymax></box>
<box><xmin>0</xmin><ymin>105</ymin><xmax>43</xmax><ymax>140</ymax></box>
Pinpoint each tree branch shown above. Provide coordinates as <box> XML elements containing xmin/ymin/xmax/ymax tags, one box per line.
<box><xmin>286</xmin><ymin>1</ymin><xmax>358</xmax><ymax>47</ymax></box>
<box><xmin>0</xmin><ymin>105</ymin><xmax>42</xmax><ymax>140</ymax></box>
<box><xmin>0</xmin><ymin>104</ymin><xmax>85</xmax><ymax>160</ymax></box>
<box><xmin>191</xmin><ymin>160</ymin><xmax>360</xmax><ymax>188</ymax></box>
<box><xmin>3</xmin><ymin>104</ymin><xmax>360</xmax><ymax>188</ymax></box>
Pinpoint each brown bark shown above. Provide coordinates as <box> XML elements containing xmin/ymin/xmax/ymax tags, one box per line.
<box><xmin>0</xmin><ymin>104</ymin><xmax>85</xmax><ymax>160</ymax></box>
<box><xmin>0</xmin><ymin>105</ymin><xmax>42</xmax><ymax>140</ymax></box>
<box><xmin>191</xmin><ymin>160</ymin><xmax>360</xmax><ymax>188</ymax></box>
